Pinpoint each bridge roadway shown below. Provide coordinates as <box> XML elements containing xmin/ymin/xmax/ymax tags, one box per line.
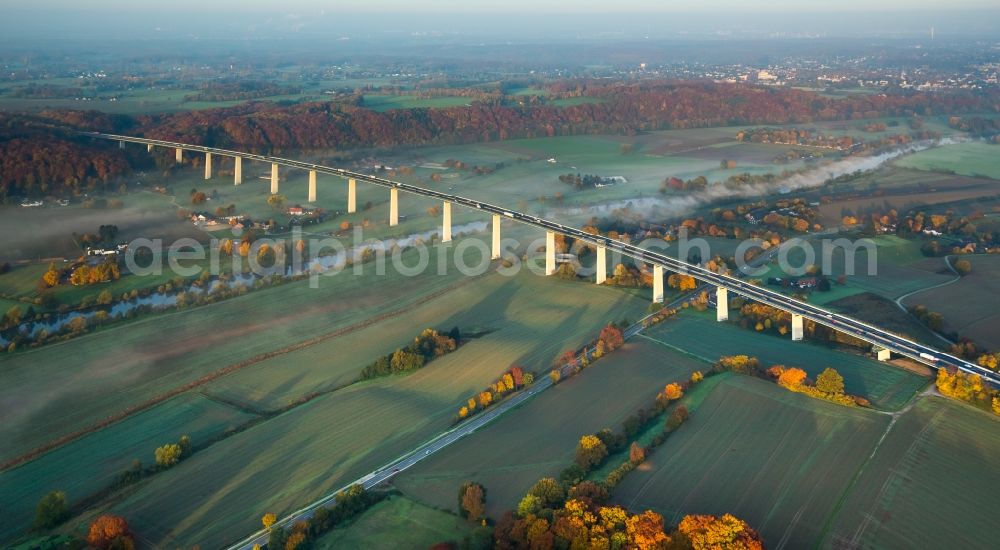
<box><xmin>89</xmin><ymin>132</ymin><xmax>998</xmax><ymax>386</ymax></box>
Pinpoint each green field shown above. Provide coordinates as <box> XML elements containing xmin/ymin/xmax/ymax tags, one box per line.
<box><xmin>824</xmin><ymin>396</ymin><xmax>1000</xmax><ymax>549</ymax></box>
<box><xmin>393</xmin><ymin>338</ymin><xmax>708</xmax><ymax>517</ymax></box>
<box><xmin>901</xmin><ymin>254</ymin><xmax>1000</xmax><ymax>349</ymax></box>
<box><xmin>895</xmin><ymin>142</ymin><xmax>1000</xmax><ymax>180</ymax></box>
<box><xmin>611</xmin><ymin>375</ymin><xmax>892</xmax><ymax>549</ymax></box>
<box><xmin>63</xmin><ymin>268</ymin><xmax>646</xmax><ymax>547</ymax></box>
<box><xmin>203</xmin><ymin>264</ymin><xmax>645</xmax><ymax>410</ymax></box>
<box><xmin>0</xmin><ymin>241</ymin><xmax>504</xmax><ymax>464</ymax></box>
<box><xmin>0</xmin><ymin>393</ymin><xmax>254</xmax><ymax>542</ymax></box>
<box><xmin>313</xmin><ymin>494</ymin><xmax>477</xmax><ymax>549</ymax></box>
<box><xmin>642</xmin><ymin>309</ymin><xmax>929</xmax><ymax>410</ymax></box>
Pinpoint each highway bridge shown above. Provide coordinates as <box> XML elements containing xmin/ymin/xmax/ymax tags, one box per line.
<box><xmin>88</xmin><ymin>132</ymin><xmax>1000</xmax><ymax>387</ymax></box>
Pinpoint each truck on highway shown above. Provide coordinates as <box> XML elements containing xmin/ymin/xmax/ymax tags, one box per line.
<box><xmin>919</xmin><ymin>352</ymin><xmax>938</xmax><ymax>362</ymax></box>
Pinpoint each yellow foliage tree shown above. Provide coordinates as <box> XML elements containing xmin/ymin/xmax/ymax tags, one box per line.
<box><xmin>42</xmin><ymin>263</ymin><xmax>60</xmax><ymax>287</ymax></box>
<box><xmin>262</xmin><ymin>512</ymin><xmax>277</xmax><ymax>530</ymax></box>
<box><xmin>663</xmin><ymin>383</ymin><xmax>683</xmax><ymax>401</ymax></box>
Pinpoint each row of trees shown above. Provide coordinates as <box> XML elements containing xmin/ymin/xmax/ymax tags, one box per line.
<box><xmin>768</xmin><ymin>365</ymin><xmax>860</xmax><ymax>407</ymax></box>
<box><xmin>42</xmin><ymin>259</ymin><xmax>122</xmax><ymax>288</ymax></box>
<box><xmin>262</xmin><ymin>484</ymin><xmax>380</xmax><ymax>550</ymax></box>
<box><xmin>359</xmin><ymin>327</ymin><xmax>459</xmax><ymax>379</ymax></box>
<box><xmin>457</xmin><ymin>366</ymin><xmax>533</xmax><ymax>421</ymax></box>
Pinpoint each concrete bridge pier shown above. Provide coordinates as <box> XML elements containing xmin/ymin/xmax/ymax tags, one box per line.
<box><xmin>147</xmin><ymin>143</ymin><xmax>154</xmax><ymax>153</ymax></box>
<box><xmin>119</xmin><ymin>140</ymin><xmax>125</xmax><ymax>149</ymax></box>
<box><xmin>175</xmin><ymin>148</ymin><xmax>183</xmax><ymax>163</ymax></box>
<box><xmin>491</xmin><ymin>214</ymin><xmax>501</xmax><ymax>260</ymax></box>
<box><xmin>442</xmin><ymin>201</ymin><xmax>452</xmax><ymax>242</ymax></box>
<box><xmin>595</xmin><ymin>245</ymin><xmax>607</xmax><ymax>284</ymax></box>
<box><xmin>308</xmin><ymin>171</ymin><xmax>317</xmax><ymax>203</ymax></box>
<box><xmin>791</xmin><ymin>314</ymin><xmax>804</xmax><ymax>341</ymax></box>
<box><xmin>234</xmin><ymin>157</ymin><xmax>243</xmax><ymax>185</ymax></box>
<box><xmin>389</xmin><ymin>188</ymin><xmax>399</xmax><ymax>226</ymax></box>
<box><xmin>270</xmin><ymin>163</ymin><xmax>279</xmax><ymax>194</ymax></box>
<box><xmin>545</xmin><ymin>231</ymin><xmax>556</xmax><ymax>275</ymax></box>
<box><xmin>716</xmin><ymin>287</ymin><xmax>729</xmax><ymax>321</ymax></box>
<box><xmin>348</xmin><ymin>178</ymin><xmax>357</xmax><ymax>213</ymax></box>
<box><xmin>204</xmin><ymin>152</ymin><xmax>212</xmax><ymax>180</ymax></box>
<box><xmin>653</xmin><ymin>266</ymin><xmax>664</xmax><ymax>303</ymax></box>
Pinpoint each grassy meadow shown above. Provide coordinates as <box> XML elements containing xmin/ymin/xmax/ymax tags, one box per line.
<box><xmin>894</xmin><ymin>142</ymin><xmax>1000</xmax><ymax>180</ymax></box>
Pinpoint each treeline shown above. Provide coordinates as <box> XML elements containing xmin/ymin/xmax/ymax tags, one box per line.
<box><xmin>41</xmin><ymin>82</ymin><xmax>1000</xmax><ymax>152</ymax></box>
<box><xmin>457</xmin><ymin>366</ymin><xmax>533</xmax><ymax>421</ymax></box>
<box><xmin>0</xmin><ymin>113</ymin><xmax>131</xmax><ymax>199</ymax></box>
<box><xmin>717</xmin><ymin>355</ymin><xmax>864</xmax><ymax>407</ymax></box>
<box><xmin>359</xmin><ymin>327</ymin><xmax>459</xmax><ymax>379</ymax></box>
<box><xmin>947</xmin><ymin>116</ymin><xmax>1000</xmax><ymax>141</ymax></box>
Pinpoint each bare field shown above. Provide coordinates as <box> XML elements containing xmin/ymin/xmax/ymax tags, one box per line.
<box><xmin>825</xmin><ymin>396</ymin><xmax>1000</xmax><ymax>549</ymax></box>
<box><xmin>611</xmin><ymin>375</ymin><xmax>891</xmax><ymax>549</ymax></box>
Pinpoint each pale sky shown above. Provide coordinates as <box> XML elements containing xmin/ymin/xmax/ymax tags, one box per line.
<box><xmin>12</xmin><ymin>0</ymin><xmax>1000</xmax><ymax>11</ymax></box>
<box><xmin>3</xmin><ymin>1</ymin><xmax>999</xmax><ymax>39</ymax></box>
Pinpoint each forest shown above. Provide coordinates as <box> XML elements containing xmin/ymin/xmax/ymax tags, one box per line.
<box><xmin>3</xmin><ymin>81</ymin><xmax>999</xmax><ymax>198</ymax></box>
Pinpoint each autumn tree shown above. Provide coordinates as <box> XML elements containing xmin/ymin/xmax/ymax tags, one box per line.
<box><xmin>575</xmin><ymin>435</ymin><xmax>609</xmax><ymax>470</ymax></box>
<box><xmin>815</xmin><ymin>367</ymin><xmax>845</xmax><ymax>395</ymax></box>
<box><xmin>626</xmin><ymin>510</ymin><xmax>671</xmax><ymax>549</ymax></box>
<box><xmin>953</xmin><ymin>259</ymin><xmax>972</xmax><ymax>276</ymax></box>
<box><xmin>459</xmin><ymin>482</ymin><xmax>486</xmax><ymax>521</ymax></box>
<box><xmin>155</xmin><ymin>443</ymin><xmax>183</xmax><ymax>468</ymax></box>
<box><xmin>662</xmin><ymin>383</ymin><xmax>683</xmax><ymax>401</ymax></box>
<box><xmin>33</xmin><ymin>490</ymin><xmax>69</xmax><ymax>531</ymax></box>
<box><xmin>87</xmin><ymin>515</ymin><xmax>133</xmax><ymax>550</ymax></box>
<box><xmin>776</xmin><ymin>367</ymin><xmax>808</xmax><ymax>389</ymax></box>
<box><xmin>629</xmin><ymin>442</ymin><xmax>646</xmax><ymax>465</ymax></box>
<box><xmin>42</xmin><ymin>263</ymin><xmax>60</xmax><ymax>287</ymax></box>
<box><xmin>528</xmin><ymin>477</ymin><xmax>565</xmax><ymax>509</ymax></box>
<box><xmin>262</xmin><ymin>512</ymin><xmax>277</xmax><ymax>530</ymax></box>
<box><xmin>598</xmin><ymin>325</ymin><xmax>625</xmax><ymax>352</ymax></box>
<box><xmin>677</xmin><ymin>513</ymin><xmax>764</xmax><ymax>550</ymax></box>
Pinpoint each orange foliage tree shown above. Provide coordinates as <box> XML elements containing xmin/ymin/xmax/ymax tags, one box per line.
<box><xmin>87</xmin><ymin>515</ymin><xmax>133</xmax><ymax>550</ymax></box>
